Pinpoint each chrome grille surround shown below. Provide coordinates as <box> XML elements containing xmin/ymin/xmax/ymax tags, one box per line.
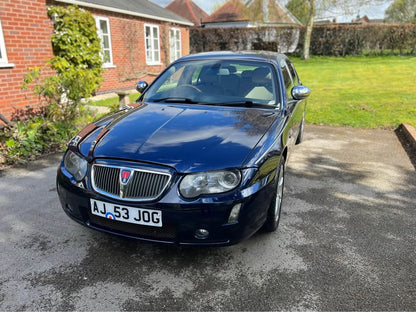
<box><xmin>91</xmin><ymin>164</ymin><xmax>171</xmax><ymax>201</ymax></box>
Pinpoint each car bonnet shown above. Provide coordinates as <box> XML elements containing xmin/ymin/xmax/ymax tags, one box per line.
<box><xmin>79</xmin><ymin>103</ymin><xmax>278</xmax><ymax>173</ymax></box>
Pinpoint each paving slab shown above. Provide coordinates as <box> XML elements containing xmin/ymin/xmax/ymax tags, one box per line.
<box><xmin>0</xmin><ymin>125</ymin><xmax>415</xmax><ymax>310</ymax></box>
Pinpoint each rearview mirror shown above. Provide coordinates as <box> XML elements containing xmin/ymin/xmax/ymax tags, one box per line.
<box><xmin>292</xmin><ymin>85</ymin><xmax>311</xmax><ymax>100</ymax></box>
<box><xmin>136</xmin><ymin>81</ymin><xmax>149</xmax><ymax>94</ymax></box>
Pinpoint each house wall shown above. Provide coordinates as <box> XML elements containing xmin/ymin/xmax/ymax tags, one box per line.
<box><xmin>47</xmin><ymin>0</ymin><xmax>190</xmax><ymax>95</ymax></box>
<box><xmin>77</xmin><ymin>7</ymin><xmax>191</xmax><ymax>94</ymax></box>
<box><xmin>0</xmin><ymin>0</ymin><xmax>190</xmax><ymax>120</ymax></box>
<box><xmin>0</xmin><ymin>0</ymin><xmax>54</xmax><ymax>120</ymax></box>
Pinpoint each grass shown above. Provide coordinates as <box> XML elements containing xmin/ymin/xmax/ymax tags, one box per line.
<box><xmin>292</xmin><ymin>56</ymin><xmax>416</xmax><ymax>129</ymax></box>
<box><xmin>89</xmin><ymin>57</ymin><xmax>416</xmax><ymax>129</ymax></box>
<box><xmin>89</xmin><ymin>92</ymin><xmax>140</xmax><ymax>108</ymax></box>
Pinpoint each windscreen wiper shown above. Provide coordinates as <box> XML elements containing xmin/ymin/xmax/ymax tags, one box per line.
<box><xmin>151</xmin><ymin>97</ymin><xmax>199</xmax><ymax>104</ymax></box>
<box><xmin>202</xmin><ymin>101</ymin><xmax>277</xmax><ymax>109</ymax></box>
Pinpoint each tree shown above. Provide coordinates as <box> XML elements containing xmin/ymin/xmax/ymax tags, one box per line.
<box><xmin>303</xmin><ymin>0</ymin><xmax>316</xmax><ymax>60</ymax></box>
<box><xmin>212</xmin><ymin>0</ymin><xmax>228</xmax><ymax>12</ymax></box>
<box><xmin>286</xmin><ymin>0</ymin><xmax>311</xmax><ymax>24</ymax></box>
<box><xmin>385</xmin><ymin>0</ymin><xmax>416</xmax><ymax>23</ymax></box>
<box><xmin>286</xmin><ymin>0</ymin><xmax>391</xmax><ymax>59</ymax></box>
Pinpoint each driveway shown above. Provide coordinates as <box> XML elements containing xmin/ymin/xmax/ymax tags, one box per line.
<box><xmin>1</xmin><ymin>125</ymin><xmax>415</xmax><ymax>311</ymax></box>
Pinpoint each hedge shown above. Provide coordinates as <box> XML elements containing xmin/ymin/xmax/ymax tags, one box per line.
<box><xmin>190</xmin><ymin>24</ymin><xmax>416</xmax><ymax>56</ymax></box>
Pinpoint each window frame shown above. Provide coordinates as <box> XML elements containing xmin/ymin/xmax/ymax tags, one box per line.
<box><xmin>145</xmin><ymin>24</ymin><xmax>161</xmax><ymax>65</ymax></box>
<box><xmin>169</xmin><ymin>27</ymin><xmax>181</xmax><ymax>63</ymax></box>
<box><xmin>0</xmin><ymin>19</ymin><xmax>13</xmax><ymax>68</ymax></box>
<box><xmin>281</xmin><ymin>62</ymin><xmax>295</xmax><ymax>100</ymax></box>
<box><xmin>94</xmin><ymin>16</ymin><xmax>114</xmax><ymax>68</ymax></box>
<box><xmin>287</xmin><ymin>61</ymin><xmax>300</xmax><ymax>86</ymax></box>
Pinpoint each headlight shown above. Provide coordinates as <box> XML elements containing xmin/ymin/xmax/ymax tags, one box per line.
<box><xmin>179</xmin><ymin>170</ymin><xmax>241</xmax><ymax>198</ymax></box>
<box><xmin>64</xmin><ymin>150</ymin><xmax>88</xmax><ymax>182</ymax></box>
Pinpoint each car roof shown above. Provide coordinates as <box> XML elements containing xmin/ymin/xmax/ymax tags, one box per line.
<box><xmin>177</xmin><ymin>51</ymin><xmax>288</xmax><ymax>66</ymax></box>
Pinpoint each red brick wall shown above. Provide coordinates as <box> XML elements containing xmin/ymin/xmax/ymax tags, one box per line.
<box><xmin>73</xmin><ymin>7</ymin><xmax>191</xmax><ymax>94</ymax></box>
<box><xmin>0</xmin><ymin>1</ymin><xmax>190</xmax><ymax>120</ymax></box>
<box><xmin>0</xmin><ymin>0</ymin><xmax>54</xmax><ymax>120</ymax></box>
<box><xmin>181</xmin><ymin>28</ymin><xmax>190</xmax><ymax>60</ymax></box>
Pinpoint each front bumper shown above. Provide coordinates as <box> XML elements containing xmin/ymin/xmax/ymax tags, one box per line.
<box><xmin>56</xmin><ymin>164</ymin><xmax>275</xmax><ymax>246</ymax></box>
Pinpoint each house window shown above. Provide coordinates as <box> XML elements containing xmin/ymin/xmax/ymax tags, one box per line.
<box><xmin>0</xmin><ymin>19</ymin><xmax>13</xmax><ymax>68</ymax></box>
<box><xmin>95</xmin><ymin>16</ymin><xmax>113</xmax><ymax>67</ymax></box>
<box><xmin>145</xmin><ymin>24</ymin><xmax>160</xmax><ymax>65</ymax></box>
<box><xmin>169</xmin><ymin>28</ymin><xmax>181</xmax><ymax>63</ymax></box>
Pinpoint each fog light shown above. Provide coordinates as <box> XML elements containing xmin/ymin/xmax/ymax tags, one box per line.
<box><xmin>195</xmin><ymin>229</ymin><xmax>209</xmax><ymax>240</ymax></box>
<box><xmin>228</xmin><ymin>203</ymin><xmax>241</xmax><ymax>223</ymax></box>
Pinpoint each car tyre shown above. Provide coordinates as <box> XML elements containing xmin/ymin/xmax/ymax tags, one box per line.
<box><xmin>264</xmin><ymin>157</ymin><xmax>285</xmax><ymax>232</ymax></box>
<box><xmin>296</xmin><ymin>113</ymin><xmax>305</xmax><ymax>144</ymax></box>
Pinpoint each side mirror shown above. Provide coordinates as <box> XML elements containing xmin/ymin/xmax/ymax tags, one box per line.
<box><xmin>292</xmin><ymin>85</ymin><xmax>311</xmax><ymax>100</ymax></box>
<box><xmin>136</xmin><ymin>81</ymin><xmax>149</xmax><ymax>94</ymax></box>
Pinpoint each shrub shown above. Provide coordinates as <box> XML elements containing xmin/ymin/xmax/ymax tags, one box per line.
<box><xmin>1</xmin><ymin>5</ymin><xmax>104</xmax><ymax>165</ymax></box>
<box><xmin>22</xmin><ymin>5</ymin><xmax>103</xmax><ymax>121</ymax></box>
<box><xmin>1</xmin><ymin>116</ymin><xmax>70</xmax><ymax>162</ymax></box>
<box><xmin>0</xmin><ymin>107</ymin><xmax>96</xmax><ymax>164</ymax></box>
<box><xmin>190</xmin><ymin>24</ymin><xmax>416</xmax><ymax>56</ymax></box>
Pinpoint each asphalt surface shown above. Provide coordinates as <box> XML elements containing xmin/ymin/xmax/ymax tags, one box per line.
<box><xmin>1</xmin><ymin>125</ymin><xmax>415</xmax><ymax>311</ymax></box>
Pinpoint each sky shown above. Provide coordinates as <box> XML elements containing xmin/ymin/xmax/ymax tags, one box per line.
<box><xmin>149</xmin><ymin>0</ymin><xmax>393</xmax><ymax>22</ymax></box>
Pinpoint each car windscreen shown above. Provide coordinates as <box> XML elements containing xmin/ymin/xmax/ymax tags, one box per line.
<box><xmin>142</xmin><ymin>59</ymin><xmax>281</xmax><ymax>109</ymax></box>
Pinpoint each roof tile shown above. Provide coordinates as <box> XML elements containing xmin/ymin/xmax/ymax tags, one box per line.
<box><xmin>56</xmin><ymin>0</ymin><xmax>193</xmax><ymax>25</ymax></box>
<box><xmin>166</xmin><ymin>0</ymin><xmax>208</xmax><ymax>26</ymax></box>
<box><xmin>203</xmin><ymin>0</ymin><xmax>249</xmax><ymax>23</ymax></box>
<box><xmin>203</xmin><ymin>0</ymin><xmax>300</xmax><ymax>25</ymax></box>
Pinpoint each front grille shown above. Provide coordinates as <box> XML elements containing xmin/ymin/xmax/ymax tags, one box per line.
<box><xmin>89</xmin><ymin>214</ymin><xmax>177</xmax><ymax>240</ymax></box>
<box><xmin>92</xmin><ymin>165</ymin><xmax>171</xmax><ymax>201</ymax></box>
<box><xmin>125</xmin><ymin>171</ymin><xmax>170</xmax><ymax>198</ymax></box>
<box><xmin>93</xmin><ymin>165</ymin><xmax>120</xmax><ymax>195</ymax></box>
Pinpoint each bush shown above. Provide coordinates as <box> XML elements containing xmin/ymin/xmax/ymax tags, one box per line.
<box><xmin>1</xmin><ymin>116</ymin><xmax>70</xmax><ymax>163</ymax></box>
<box><xmin>190</xmin><ymin>26</ymin><xmax>302</xmax><ymax>54</ymax></box>
<box><xmin>190</xmin><ymin>24</ymin><xmax>416</xmax><ymax>56</ymax></box>
<box><xmin>309</xmin><ymin>24</ymin><xmax>416</xmax><ymax>56</ymax></box>
<box><xmin>22</xmin><ymin>5</ymin><xmax>103</xmax><ymax>122</ymax></box>
<box><xmin>0</xmin><ymin>107</ymin><xmax>96</xmax><ymax>165</ymax></box>
<box><xmin>1</xmin><ymin>5</ymin><xmax>104</xmax><ymax>165</ymax></box>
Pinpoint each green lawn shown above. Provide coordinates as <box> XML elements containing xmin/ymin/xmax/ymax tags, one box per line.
<box><xmin>89</xmin><ymin>92</ymin><xmax>140</xmax><ymax>108</ymax></box>
<box><xmin>293</xmin><ymin>56</ymin><xmax>416</xmax><ymax>129</ymax></box>
<box><xmin>90</xmin><ymin>57</ymin><xmax>416</xmax><ymax>129</ymax></box>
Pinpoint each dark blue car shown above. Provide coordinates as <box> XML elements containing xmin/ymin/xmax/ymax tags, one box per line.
<box><xmin>56</xmin><ymin>51</ymin><xmax>310</xmax><ymax>246</ymax></box>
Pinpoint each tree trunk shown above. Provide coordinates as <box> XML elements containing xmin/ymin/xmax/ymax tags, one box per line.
<box><xmin>303</xmin><ymin>0</ymin><xmax>316</xmax><ymax>60</ymax></box>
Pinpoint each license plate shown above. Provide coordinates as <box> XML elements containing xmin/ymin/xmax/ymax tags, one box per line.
<box><xmin>90</xmin><ymin>199</ymin><xmax>162</xmax><ymax>227</ymax></box>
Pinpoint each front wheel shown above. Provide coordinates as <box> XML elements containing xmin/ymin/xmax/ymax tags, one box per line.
<box><xmin>264</xmin><ymin>157</ymin><xmax>285</xmax><ymax>232</ymax></box>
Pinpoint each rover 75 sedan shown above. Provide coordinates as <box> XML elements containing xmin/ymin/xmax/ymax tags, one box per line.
<box><xmin>56</xmin><ymin>51</ymin><xmax>310</xmax><ymax>246</ymax></box>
